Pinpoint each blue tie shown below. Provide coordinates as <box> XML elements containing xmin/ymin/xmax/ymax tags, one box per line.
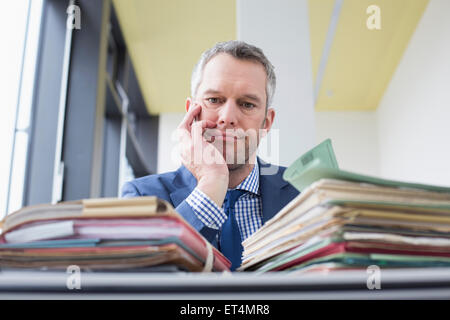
<box><xmin>220</xmin><ymin>189</ymin><xmax>245</xmax><ymax>271</ymax></box>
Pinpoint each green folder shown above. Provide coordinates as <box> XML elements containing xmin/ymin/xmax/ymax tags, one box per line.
<box><xmin>286</xmin><ymin>252</ymin><xmax>450</xmax><ymax>272</ymax></box>
<box><xmin>283</xmin><ymin>139</ymin><xmax>450</xmax><ymax>193</ymax></box>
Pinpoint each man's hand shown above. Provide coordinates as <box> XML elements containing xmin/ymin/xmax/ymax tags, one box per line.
<box><xmin>177</xmin><ymin>103</ymin><xmax>229</xmax><ymax>207</ymax></box>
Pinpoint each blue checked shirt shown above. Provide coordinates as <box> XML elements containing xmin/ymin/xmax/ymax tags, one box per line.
<box><xmin>185</xmin><ymin>161</ymin><xmax>262</xmax><ymax>242</ymax></box>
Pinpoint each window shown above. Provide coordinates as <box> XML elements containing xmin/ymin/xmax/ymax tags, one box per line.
<box><xmin>0</xmin><ymin>0</ymin><xmax>43</xmax><ymax>217</ymax></box>
<box><xmin>2</xmin><ymin>1</ymin><xmax>158</xmax><ymax>212</ymax></box>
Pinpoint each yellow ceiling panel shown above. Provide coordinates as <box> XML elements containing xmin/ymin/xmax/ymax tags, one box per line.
<box><xmin>308</xmin><ymin>0</ymin><xmax>336</xmax><ymax>81</ymax></box>
<box><xmin>112</xmin><ymin>0</ymin><xmax>236</xmax><ymax>114</ymax></box>
<box><xmin>311</xmin><ymin>0</ymin><xmax>429</xmax><ymax>111</ymax></box>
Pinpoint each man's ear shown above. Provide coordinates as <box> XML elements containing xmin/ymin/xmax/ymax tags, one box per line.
<box><xmin>185</xmin><ymin>97</ymin><xmax>192</xmax><ymax>113</ymax></box>
<box><xmin>262</xmin><ymin>107</ymin><xmax>275</xmax><ymax>136</ymax></box>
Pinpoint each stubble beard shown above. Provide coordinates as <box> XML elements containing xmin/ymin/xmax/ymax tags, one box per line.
<box><xmin>211</xmin><ymin>119</ymin><xmax>266</xmax><ymax>172</ymax></box>
<box><xmin>222</xmin><ymin>135</ymin><xmax>259</xmax><ymax>172</ymax></box>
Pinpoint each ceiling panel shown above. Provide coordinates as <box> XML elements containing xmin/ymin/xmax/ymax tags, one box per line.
<box><xmin>112</xmin><ymin>0</ymin><xmax>236</xmax><ymax>114</ymax></box>
<box><xmin>310</xmin><ymin>0</ymin><xmax>429</xmax><ymax>111</ymax></box>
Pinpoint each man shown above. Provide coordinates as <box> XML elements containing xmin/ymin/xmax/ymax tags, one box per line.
<box><xmin>122</xmin><ymin>41</ymin><xmax>299</xmax><ymax>270</ymax></box>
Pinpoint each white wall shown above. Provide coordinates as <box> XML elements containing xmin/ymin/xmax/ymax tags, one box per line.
<box><xmin>376</xmin><ymin>0</ymin><xmax>450</xmax><ymax>187</ymax></box>
<box><xmin>315</xmin><ymin>111</ymin><xmax>379</xmax><ymax>176</ymax></box>
<box><xmin>157</xmin><ymin>112</ymin><xmax>184</xmax><ymax>173</ymax></box>
<box><xmin>237</xmin><ymin>0</ymin><xmax>316</xmax><ymax>167</ymax></box>
<box><xmin>314</xmin><ymin>0</ymin><xmax>450</xmax><ymax>186</ymax></box>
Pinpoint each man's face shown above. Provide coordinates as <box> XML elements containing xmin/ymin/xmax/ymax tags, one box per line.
<box><xmin>189</xmin><ymin>53</ymin><xmax>275</xmax><ymax>170</ymax></box>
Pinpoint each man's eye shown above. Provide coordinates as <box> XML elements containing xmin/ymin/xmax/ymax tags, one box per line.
<box><xmin>207</xmin><ymin>98</ymin><xmax>220</xmax><ymax>104</ymax></box>
<box><xmin>242</xmin><ymin>102</ymin><xmax>255</xmax><ymax>109</ymax></box>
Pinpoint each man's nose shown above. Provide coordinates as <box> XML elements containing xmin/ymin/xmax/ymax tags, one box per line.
<box><xmin>217</xmin><ymin>100</ymin><xmax>239</xmax><ymax>127</ymax></box>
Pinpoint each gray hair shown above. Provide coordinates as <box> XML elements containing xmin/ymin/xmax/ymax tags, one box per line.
<box><xmin>190</xmin><ymin>40</ymin><xmax>276</xmax><ymax>109</ymax></box>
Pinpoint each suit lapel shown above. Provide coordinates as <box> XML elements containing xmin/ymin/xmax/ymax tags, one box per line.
<box><xmin>168</xmin><ymin>165</ymin><xmax>197</xmax><ymax>207</ymax></box>
<box><xmin>258</xmin><ymin>158</ymin><xmax>291</xmax><ymax>224</ymax></box>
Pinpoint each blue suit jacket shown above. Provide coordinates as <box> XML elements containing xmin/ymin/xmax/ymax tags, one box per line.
<box><xmin>121</xmin><ymin>158</ymin><xmax>300</xmax><ymax>248</ymax></box>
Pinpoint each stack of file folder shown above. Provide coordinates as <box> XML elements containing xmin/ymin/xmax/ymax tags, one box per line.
<box><xmin>239</xmin><ymin>140</ymin><xmax>450</xmax><ymax>273</ymax></box>
<box><xmin>0</xmin><ymin>197</ymin><xmax>231</xmax><ymax>272</ymax></box>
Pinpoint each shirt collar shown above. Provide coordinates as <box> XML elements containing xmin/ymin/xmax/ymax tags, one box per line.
<box><xmin>235</xmin><ymin>161</ymin><xmax>260</xmax><ymax>195</ymax></box>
